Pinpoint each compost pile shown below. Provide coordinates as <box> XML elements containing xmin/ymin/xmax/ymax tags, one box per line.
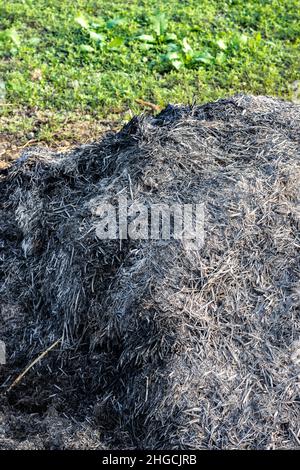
<box><xmin>0</xmin><ymin>94</ymin><xmax>300</xmax><ymax>450</ymax></box>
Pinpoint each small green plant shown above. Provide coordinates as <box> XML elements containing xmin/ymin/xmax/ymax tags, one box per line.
<box><xmin>74</xmin><ymin>12</ymin><xmax>125</xmax><ymax>53</ymax></box>
<box><xmin>0</xmin><ymin>27</ymin><xmax>21</xmax><ymax>57</ymax></box>
<box><xmin>137</xmin><ymin>12</ymin><xmax>175</xmax><ymax>45</ymax></box>
<box><xmin>137</xmin><ymin>13</ymin><xmax>214</xmax><ymax>71</ymax></box>
<box><xmin>161</xmin><ymin>37</ymin><xmax>215</xmax><ymax>70</ymax></box>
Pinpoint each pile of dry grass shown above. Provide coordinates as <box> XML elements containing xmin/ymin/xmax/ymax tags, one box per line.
<box><xmin>0</xmin><ymin>94</ymin><xmax>300</xmax><ymax>449</ymax></box>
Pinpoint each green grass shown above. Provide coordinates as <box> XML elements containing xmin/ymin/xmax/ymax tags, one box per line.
<box><xmin>0</xmin><ymin>0</ymin><xmax>299</xmax><ymax>141</ymax></box>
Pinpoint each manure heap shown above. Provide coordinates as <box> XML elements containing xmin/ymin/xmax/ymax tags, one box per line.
<box><xmin>0</xmin><ymin>94</ymin><xmax>300</xmax><ymax>449</ymax></box>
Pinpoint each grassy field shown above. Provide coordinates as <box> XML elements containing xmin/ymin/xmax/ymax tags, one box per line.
<box><xmin>0</xmin><ymin>0</ymin><xmax>299</xmax><ymax>152</ymax></box>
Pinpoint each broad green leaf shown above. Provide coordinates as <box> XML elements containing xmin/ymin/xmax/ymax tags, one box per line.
<box><xmin>254</xmin><ymin>32</ymin><xmax>261</xmax><ymax>42</ymax></box>
<box><xmin>138</xmin><ymin>34</ymin><xmax>155</xmax><ymax>43</ymax></box>
<box><xmin>28</xmin><ymin>37</ymin><xmax>40</xmax><ymax>45</ymax></box>
<box><xmin>140</xmin><ymin>43</ymin><xmax>154</xmax><ymax>50</ymax></box>
<box><xmin>79</xmin><ymin>44</ymin><xmax>95</xmax><ymax>52</ymax></box>
<box><xmin>108</xmin><ymin>37</ymin><xmax>124</xmax><ymax>48</ymax></box>
<box><xmin>90</xmin><ymin>19</ymin><xmax>105</xmax><ymax>29</ymax></box>
<box><xmin>165</xmin><ymin>32</ymin><xmax>177</xmax><ymax>41</ymax></box>
<box><xmin>216</xmin><ymin>52</ymin><xmax>226</xmax><ymax>64</ymax></box>
<box><xmin>151</xmin><ymin>13</ymin><xmax>168</xmax><ymax>36</ymax></box>
<box><xmin>171</xmin><ymin>59</ymin><xmax>183</xmax><ymax>70</ymax></box>
<box><xmin>240</xmin><ymin>34</ymin><xmax>248</xmax><ymax>44</ymax></box>
<box><xmin>89</xmin><ymin>31</ymin><xmax>106</xmax><ymax>42</ymax></box>
<box><xmin>75</xmin><ymin>13</ymin><xmax>89</xmax><ymax>29</ymax></box>
<box><xmin>193</xmin><ymin>51</ymin><xmax>214</xmax><ymax>64</ymax></box>
<box><xmin>7</xmin><ymin>28</ymin><xmax>21</xmax><ymax>47</ymax></box>
<box><xmin>182</xmin><ymin>37</ymin><xmax>192</xmax><ymax>54</ymax></box>
<box><xmin>166</xmin><ymin>51</ymin><xmax>180</xmax><ymax>60</ymax></box>
<box><xmin>216</xmin><ymin>39</ymin><xmax>227</xmax><ymax>50</ymax></box>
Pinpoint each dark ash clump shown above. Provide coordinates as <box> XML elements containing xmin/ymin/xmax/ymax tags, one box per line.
<box><xmin>0</xmin><ymin>94</ymin><xmax>300</xmax><ymax>449</ymax></box>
